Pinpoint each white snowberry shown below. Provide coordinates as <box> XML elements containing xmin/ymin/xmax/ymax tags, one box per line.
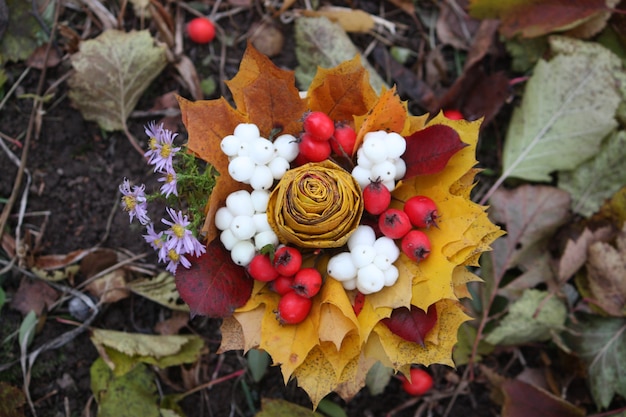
<box><xmin>350</xmin><ymin>244</ymin><xmax>377</xmax><ymax>269</ymax></box>
<box><xmin>250</xmin><ymin>190</ymin><xmax>270</xmax><ymax>213</ymax></box>
<box><xmin>383</xmin><ymin>265</ymin><xmax>399</xmax><ymax>287</ymax></box>
<box><xmin>252</xmin><ymin>213</ymin><xmax>272</xmax><ymax>233</ymax></box>
<box><xmin>373</xmin><ymin>253</ymin><xmax>392</xmax><ymax>271</ymax></box>
<box><xmin>250</xmin><ymin>164</ymin><xmax>274</xmax><ymax>190</ymax></box>
<box><xmin>273</xmin><ymin>134</ymin><xmax>299</xmax><ymax>162</ymax></box>
<box><xmin>351</xmin><ymin>165</ymin><xmax>371</xmax><ymax>189</ymax></box>
<box><xmin>230</xmin><ymin>240</ymin><xmax>256</xmax><ymax>266</ymax></box>
<box><xmin>219</xmin><ymin>229</ymin><xmax>239</xmax><ymax>251</ymax></box>
<box><xmin>393</xmin><ymin>158</ymin><xmax>406</xmax><ymax>180</ymax></box>
<box><xmin>371</xmin><ymin>160</ymin><xmax>396</xmax><ymax>183</ymax></box>
<box><xmin>348</xmin><ymin>225</ymin><xmax>376</xmax><ymax>251</ymax></box>
<box><xmin>268</xmin><ymin>156</ymin><xmax>290</xmax><ymax>179</ymax></box>
<box><xmin>230</xmin><ymin>215</ymin><xmax>256</xmax><ymax>240</ymax></box>
<box><xmin>356</xmin><ymin>148</ymin><xmax>374</xmax><ymax>169</ymax></box>
<box><xmin>228</xmin><ymin>156</ymin><xmax>255</xmax><ymax>183</ymax></box>
<box><xmin>386</xmin><ymin>132</ymin><xmax>407</xmax><ymax>159</ymax></box>
<box><xmin>373</xmin><ymin>236</ymin><xmax>400</xmax><ymax>261</ymax></box>
<box><xmin>362</xmin><ymin>134</ymin><xmax>388</xmax><ymax>163</ymax></box>
<box><xmin>234</xmin><ymin>123</ymin><xmax>260</xmax><ymax>141</ymax></box>
<box><xmin>254</xmin><ymin>230</ymin><xmax>279</xmax><ymax>250</ymax></box>
<box><xmin>342</xmin><ymin>278</ymin><xmax>358</xmax><ymax>291</ymax></box>
<box><xmin>356</xmin><ymin>264</ymin><xmax>385</xmax><ymax>294</ymax></box>
<box><xmin>250</xmin><ymin>138</ymin><xmax>275</xmax><ymax>165</ymax></box>
<box><xmin>327</xmin><ymin>252</ymin><xmax>358</xmax><ymax>281</ymax></box>
<box><xmin>226</xmin><ymin>190</ymin><xmax>255</xmax><ymax>217</ymax></box>
<box><xmin>214</xmin><ymin>207</ymin><xmax>234</xmax><ymax>231</ymax></box>
<box><xmin>220</xmin><ymin>135</ymin><xmax>241</xmax><ymax>157</ymax></box>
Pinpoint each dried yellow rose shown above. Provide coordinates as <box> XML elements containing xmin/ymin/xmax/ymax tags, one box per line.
<box><xmin>267</xmin><ymin>160</ymin><xmax>363</xmax><ymax>248</ymax></box>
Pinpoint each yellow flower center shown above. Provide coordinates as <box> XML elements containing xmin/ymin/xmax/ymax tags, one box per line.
<box><xmin>149</xmin><ymin>137</ymin><xmax>157</xmax><ymax>151</ymax></box>
<box><xmin>160</xmin><ymin>144</ymin><xmax>172</xmax><ymax>158</ymax></box>
<box><xmin>172</xmin><ymin>224</ymin><xmax>185</xmax><ymax>238</ymax></box>
<box><xmin>168</xmin><ymin>249</ymin><xmax>179</xmax><ymax>262</ymax></box>
<box><xmin>165</xmin><ymin>173</ymin><xmax>174</xmax><ymax>183</ymax></box>
<box><xmin>122</xmin><ymin>195</ymin><xmax>136</xmax><ymax>211</ymax></box>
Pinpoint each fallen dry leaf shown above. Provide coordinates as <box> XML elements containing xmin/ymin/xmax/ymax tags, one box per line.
<box><xmin>11</xmin><ymin>278</ymin><xmax>59</xmax><ymax>316</ymax></box>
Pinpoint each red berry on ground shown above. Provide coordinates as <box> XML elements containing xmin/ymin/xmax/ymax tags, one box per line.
<box><xmin>271</xmin><ymin>275</ymin><xmax>295</xmax><ymax>295</ymax></box>
<box><xmin>401</xmin><ymin>368</ymin><xmax>433</xmax><ymax>396</ymax></box>
<box><xmin>186</xmin><ymin>17</ymin><xmax>216</xmax><ymax>44</ymax></box>
<box><xmin>363</xmin><ymin>180</ymin><xmax>392</xmax><ymax>215</ymax></box>
<box><xmin>277</xmin><ymin>291</ymin><xmax>312</xmax><ymax>324</ymax></box>
<box><xmin>247</xmin><ymin>254</ymin><xmax>279</xmax><ymax>282</ymax></box>
<box><xmin>299</xmin><ymin>133</ymin><xmax>331</xmax><ymax>162</ymax></box>
<box><xmin>401</xmin><ymin>230</ymin><xmax>431</xmax><ymax>262</ymax></box>
<box><xmin>378</xmin><ymin>208</ymin><xmax>412</xmax><ymax>239</ymax></box>
<box><xmin>330</xmin><ymin>124</ymin><xmax>357</xmax><ymax>156</ymax></box>
<box><xmin>404</xmin><ymin>195</ymin><xmax>439</xmax><ymax>228</ymax></box>
<box><xmin>274</xmin><ymin>246</ymin><xmax>303</xmax><ymax>276</ymax></box>
<box><xmin>443</xmin><ymin>109</ymin><xmax>463</xmax><ymax>120</ymax></box>
<box><xmin>303</xmin><ymin>111</ymin><xmax>335</xmax><ymax>141</ymax></box>
<box><xmin>292</xmin><ymin>267</ymin><xmax>322</xmax><ymax>298</ymax></box>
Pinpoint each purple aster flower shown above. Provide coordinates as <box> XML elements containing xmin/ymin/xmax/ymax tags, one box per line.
<box><xmin>161</xmin><ymin>208</ymin><xmax>206</xmax><ymax>257</ymax></box>
<box><xmin>158</xmin><ymin>168</ymin><xmax>178</xmax><ymax>198</ymax></box>
<box><xmin>144</xmin><ymin>121</ymin><xmax>164</xmax><ymax>163</ymax></box>
<box><xmin>161</xmin><ymin>246</ymin><xmax>191</xmax><ymax>274</ymax></box>
<box><xmin>149</xmin><ymin>128</ymin><xmax>181</xmax><ymax>173</ymax></box>
<box><xmin>143</xmin><ymin>223</ymin><xmax>165</xmax><ymax>251</ymax></box>
<box><xmin>119</xmin><ymin>178</ymin><xmax>150</xmax><ymax>225</ymax></box>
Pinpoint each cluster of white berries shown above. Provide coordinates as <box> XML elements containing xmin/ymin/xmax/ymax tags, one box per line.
<box><xmin>327</xmin><ymin>225</ymin><xmax>400</xmax><ymax>295</ymax></box>
<box><xmin>220</xmin><ymin>123</ymin><xmax>299</xmax><ymax>190</ymax></box>
<box><xmin>351</xmin><ymin>130</ymin><xmax>407</xmax><ymax>191</ymax></box>
<box><xmin>215</xmin><ymin>189</ymin><xmax>278</xmax><ymax>266</ymax></box>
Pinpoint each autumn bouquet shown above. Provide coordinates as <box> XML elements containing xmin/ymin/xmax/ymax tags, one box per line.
<box><xmin>121</xmin><ymin>44</ymin><xmax>502</xmax><ymax>406</ymax></box>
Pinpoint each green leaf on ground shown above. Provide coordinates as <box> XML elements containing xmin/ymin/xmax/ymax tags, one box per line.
<box><xmin>502</xmin><ymin>36</ymin><xmax>624</xmax><ymax>182</ymax></box>
<box><xmin>558</xmin><ymin>131</ymin><xmax>626</xmax><ymax>217</ymax></box>
<box><xmin>68</xmin><ymin>29</ymin><xmax>167</xmax><ymax>131</ymax></box>
<box><xmin>485</xmin><ymin>289</ymin><xmax>567</xmax><ymax>346</ymax></box>
<box><xmin>563</xmin><ymin>314</ymin><xmax>626</xmax><ymax>409</ymax></box>
<box><xmin>126</xmin><ymin>272</ymin><xmax>190</xmax><ymax>312</ymax></box>
<box><xmin>90</xmin><ymin>329</ymin><xmax>204</xmax><ymax>376</ymax></box>
<box><xmin>90</xmin><ymin>358</ymin><xmax>160</xmax><ymax>417</ymax></box>
<box><xmin>294</xmin><ymin>16</ymin><xmax>385</xmax><ymax>93</ymax></box>
<box><xmin>0</xmin><ymin>382</ymin><xmax>26</xmax><ymax>417</ymax></box>
<box><xmin>365</xmin><ymin>361</ymin><xmax>393</xmax><ymax>395</ymax></box>
<box><xmin>0</xmin><ymin>0</ymin><xmax>46</xmax><ymax>64</ymax></box>
<box><xmin>18</xmin><ymin>310</ymin><xmax>37</xmax><ymax>350</ymax></box>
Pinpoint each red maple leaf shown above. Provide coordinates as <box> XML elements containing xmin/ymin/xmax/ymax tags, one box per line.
<box><xmin>381</xmin><ymin>304</ymin><xmax>438</xmax><ymax>346</ymax></box>
<box><xmin>175</xmin><ymin>240</ymin><xmax>253</xmax><ymax>317</ymax></box>
<box><xmin>403</xmin><ymin>124</ymin><xmax>467</xmax><ymax>178</ymax></box>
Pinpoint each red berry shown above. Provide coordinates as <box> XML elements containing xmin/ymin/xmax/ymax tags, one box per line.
<box><xmin>247</xmin><ymin>254</ymin><xmax>279</xmax><ymax>282</ymax></box>
<box><xmin>273</xmin><ymin>246</ymin><xmax>302</xmax><ymax>276</ymax></box>
<box><xmin>404</xmin><ymin>196</ymin><xmax>438</xmax><ymax>228</ymax></box>
<box><xmin>401</xmin><ymin>230</ymin><xmax>431</xmax><ymax>262</ymax></box>
<box><xmin>443</xmin><ymin>109</ymin><xmax>463</xmax><ymax>120</ymax></box>
<box><xmin>363</xmin><ymin>180</ymin><xmax>392</xmax><ymax>215</ymax></box>
<box><xmin>299</xmin><ymin>133</ymin><xmax>331</xmax><ymax>162</ymax></box>
<box><xmin>271</xmin><ymin>275</ymin><xmax>294</xmax><ymax>295</ymax></box>
<box><xmin>303</xmin><ymin>111</ymin><xmax>334</xmax><ymax>141</ymax></box>
<box><xmin>330</xmin><ymin>124</ymin><xmax>357</xmax><ymax>156</ymax></box>
<box><xmin>292</xmin><ymin>268</ymin><xmax>322</xmax><ymax>298</ymax></box>
<box><xmin>277</xmin><ymin>291</ymin><xmax>312</xmax><ymax>324</ymax></box>
<box><xmin>378</xmin><ymin>208</ymin><xmax>412</xmax><ymax>239</ymax></box>
<box><xmin>401</xmin><ymin>368</ymin><xmax>433</xmax><ymax>396</ymax></box>
<box><xmin>353</xmin><ymin>291</ymin><xmax>365</xmax><ymax>316</ymax></box>
<box><xmin>186</xmin><ymin>17</ymin><xmax>216</xmax><ymax>44</ymax></box>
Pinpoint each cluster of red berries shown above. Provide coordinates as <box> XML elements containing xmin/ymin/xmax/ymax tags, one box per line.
<box><xmin>247</xmin><ymin>246</ymin><xmax>321</xmax><ymax>325</ymax></box>
<box><xmin>297</xmin><ymin>111</ymin><xmax>357</xmax><ymax>163</ymax></box>
<box><xmin>363</xmin><ymin>181</ymin><xmax>438</xmax><ymax>263</ymax></box>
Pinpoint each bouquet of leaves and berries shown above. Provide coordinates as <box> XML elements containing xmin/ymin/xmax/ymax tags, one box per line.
<box><xmin>120</xmin><ymin>44</ymin><xmax>503</xmax><ymax>407</ymax></box>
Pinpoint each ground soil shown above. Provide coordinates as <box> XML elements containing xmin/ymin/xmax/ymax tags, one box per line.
<box><xmin>0</xmin><ymin>2</ymin><xmax>508</xmax><ymax>416</ymax></box>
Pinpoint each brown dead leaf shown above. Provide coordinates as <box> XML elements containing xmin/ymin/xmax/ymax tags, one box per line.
<box><xmin>86</xmin><ymin>271</ymin><xmax>129</xmax><ymax>303</ymax></box>
<box><xmin>501</xmin><ymin>378</ymin><xmax>585</xmax><ymax>417</ymax></box>
<box><xmin>26</xmin><ymin>45</ymin><xmax>61</xmax><ymax>69</ymax></box>
<box><xmin>584</xmin><ymin>226</ymin><xmax>626</xmax><ymax>316</ymax></box>
<box><xmin>436</xmin><ymin>0</ymin><xmax>481</xmax><ymax>50</ymax></box>
<box><xmin>174</xmin><ymin>55</ymin><xmax>202</xmax><ymax>101</ymax></box>
<box><xmin>557</xmin><ymin>226</ymin><xmax>613</xmax><ymax>282</ymax></box>
<box><xmin>11</xmin><ymin>278</ymin><xmax>59</xmax><ymax>315</ymax></box>
<box><xmin>249</xmin><ymin>22</ymin><xmax>285</xmax><ymax>57</ymax></box>
<box><xmin>154</xmin><ymin>311</ymin><xmax>189</xmax><ymax>335</ymax></box>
